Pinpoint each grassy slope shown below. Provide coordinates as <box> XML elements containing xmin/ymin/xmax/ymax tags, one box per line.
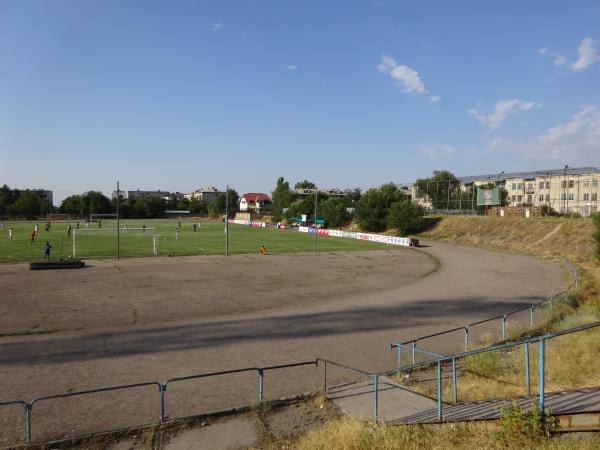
<box><xmin>0</xmin><ymin>219</ymin><xmax>391</xmax><ymax>262</ymax></box>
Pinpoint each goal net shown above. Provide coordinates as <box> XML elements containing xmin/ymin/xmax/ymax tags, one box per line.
<box><xmin>46</xmin><ymin>213</ymin><xmax>70</xmax><ymax>221</ymax></box>
<box><xmin>72</xmin><ymin>228</ymin><xmax>157</xmax><ymax>258</ymax></box>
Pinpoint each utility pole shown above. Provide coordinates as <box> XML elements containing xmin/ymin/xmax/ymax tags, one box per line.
<box><xmin>116</xmin><ymin>181</ymin><xmax>120</xmax><ymax>260</ymax></box>
<box><xmin>225</xmin><ymin>185</ymin><xmax>229</xmax><ymax>256</ymax></box>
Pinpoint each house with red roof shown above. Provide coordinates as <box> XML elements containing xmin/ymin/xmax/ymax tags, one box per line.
<box><xmin>239</xmin><ymin>193</ymin><xmax>273</xmax><ymax>214</ymax></box>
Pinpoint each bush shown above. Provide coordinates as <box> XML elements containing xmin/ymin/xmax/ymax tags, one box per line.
<box><xmin>592</xmin><ymin>212</ymin><xmax>600</xmax><ymax>259</ymax></box>
<box><xmin>387</xmin><ymin>201</ymin><xmax>425</xmax><ymax>235</ymax></box>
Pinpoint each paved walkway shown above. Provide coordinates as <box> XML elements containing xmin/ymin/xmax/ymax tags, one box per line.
<box><xmin>395</xmin><ymin>387</ymin><xmax>600</xmax><ymax>424</ymax></box>
<box><xmin>327</xmin><ymin>376</ymin><xmax>437</xmax><ymax>421</ymax></box>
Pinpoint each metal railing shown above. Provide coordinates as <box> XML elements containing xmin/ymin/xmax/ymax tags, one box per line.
<box><xmin>390</xmin><ymin>320</ymin><xmax>600</xmax><ymax>421</ymax></box>
<box><xmin>0</xmin><ymin>360</ymin><xmax>318</xmax><ymax>445</ymax></box>
<box><xmin>392</xmin><ymin>261</ymin><xmax>579</xmax><ymax>369</ymax></box>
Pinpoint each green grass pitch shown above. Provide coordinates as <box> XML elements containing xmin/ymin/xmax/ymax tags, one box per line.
<box><xmin>0</xmin><ymin>219</ymin><xmax>392</xmax><ymax>262</ymax></box>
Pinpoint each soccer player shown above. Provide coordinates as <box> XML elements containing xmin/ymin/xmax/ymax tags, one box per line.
<box><xmin>43</xmin><ymin>241</ymin><xmax>52</xmax><ymax>260</ymax></box>
<box><xmin>30</xmin><ymin>229</ymin><xmax>36</xmax><ymax>244</ymax></box>
<box><xmin>259</xmin><ymin>245</ymin><xmax>267</xmax><ymax>255</ymax></box>
<box><xmin>8</xmin><ymin>227</ymin><xmax>13</xmax><ymax>240</ymax></box>
<box><xmin>176</xmin><ymin>227</ymin><xmax>181</xmax><ymax>240</ymax></box>
<box><xmin>34</xmin><ymin>224</ymin><xmax>39</xmax><ymax>236</ymax></box>
<box><xmin>67</xmin><ymin>225</ymin><xmax>72</xmax><ymax>237</ymax></box>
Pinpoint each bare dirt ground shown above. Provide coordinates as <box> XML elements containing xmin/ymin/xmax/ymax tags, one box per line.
<box><xmin>0</xmin><ymin>244</ymin><xmax>567</xmax><ymax>446</ymax></box>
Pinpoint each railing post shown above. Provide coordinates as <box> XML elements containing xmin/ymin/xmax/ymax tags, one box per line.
<box><xmin>258</xmin><ymin>369</ymin><xmax>264</xmax><ymax>401</ymax></box>
<box><xmin>25</xmin><ymin>403</ymin><xmax>32</xmax><ymax>445</ymax></box>
<box><xmin>502</xmin><ymin>314</ymin><xmax>507</xmax><ymax>340</ymax></box>
<box><xmin>373</xmin><ymin>374</ymin><xmax>379</xmax><ymax>421</ymax></box>
<box><xmin>395</xmin><ymin>345</ymin><xmax>401</xmax><ymax>374</ymax></box>
<box><xmin>530</xmin><ymin>305</ymin><xmax>534</xmax><ymax>327</ymax></box>
<box><xmin>539</xmin><ymin>338</ymin><xmax>545</xmax><ymax>412</ymax></box>
<box><xmin>437</xmin><ymin>361</ymin><xmax>442</xmax><ymax>421</ymax></box>
<box><xmin>323</xmin><ymin>360</ymin><xmax>327</xmax><ymax>394</ymax></box>
<box><xmin>411</xmin><ymin>341</ymin><xmax>416</xmax><ymax>365</ymax></box>
<box><xmin>159</xmin><ymin>384</ymin><xmax>166</xmax><ymax>421</ymax></box>
<box><xmin>464</xmin><ymin>326</ymin><xmax>469</xmax><ymax>351</ymax></box>
<box><xmin>452</xmin><ymin>357</ymin><xmax>457</xmax><ymax>403</ymax></box>
<box><xmin>524</xmin><ymin>342</ymin><xmax>531</xmax><ymax>396</ymax></box>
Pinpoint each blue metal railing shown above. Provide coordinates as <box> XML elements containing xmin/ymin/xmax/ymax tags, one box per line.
<box><xmin>391</xmin><ymin>320</ymin><xmax>600</xmax><ymax>421</ymax></box>
<box><xmin>0</xmin><ymin>360</ymin><xmax>318</xmax><ymax>445</ymax></box>
<box><xmin>393</xmin><ymin>260</ymin><xmax>578</xmax><ymax>368</ymax></box>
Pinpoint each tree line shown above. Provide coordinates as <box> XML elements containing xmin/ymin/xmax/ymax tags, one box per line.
<box><xmin>0</xmin><ymin>185</ymin><xmax>53</xmax><ymax>218</ymax></box>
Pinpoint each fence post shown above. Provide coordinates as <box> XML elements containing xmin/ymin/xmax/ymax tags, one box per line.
<box><xmin>502</xmin><ymin>314</ymin><xmax>507</xmax><ymax>340</ymax></box>
<box><xmin>452</xmin><ymin>357</ymin><xmax>457</xmax><ymax>403</ymax></box>
<box><xmin>373</xmin><ymin>375</ymin><xmax>379</xmax><ymax>421</ymax></box>
<box><xmin>159</xmin><ymin>384</ymin><xmax>166</xmax><ymax>421</ymax></box>
<box><xmin>539</xmin><ymin>338</ymin><xmax>545</xmax><ymax>412</ymax></box>
<box><xmin>258</xmin><ymin>369</ymin><xmax>264</xmax><ymax>401</ymax></box>
<box><xmin>437</xmin><ymin>361</ymin><xmax>442</xmax><ymax>421</ymax></box>
<box><xmin>524</xmin><ymin>342</ymin><xmax>531</xmax><ymax>396</ymax></box>
<box><xmin>25</xmin><ymin>403</ymin><xmax>32</xmax><ymax>445</ymax></box>
<box><xmin>323</xmin><ymin>360</ymin><xmax>327</xmax><ymax>394</ymax></box>
<box><xmin>411</xmin><ymin>341</ymin><xmax>416</xmax><ymax>365</ymax></box>
<box><xmin>530</xmin><ymin>306</ymin><xmax>534</xmax><ymax>327</ymax></box>
<box><xmin>464</xmin><ymin>326</ymin><xmax>469</xmax><ymax>351</ymax></box>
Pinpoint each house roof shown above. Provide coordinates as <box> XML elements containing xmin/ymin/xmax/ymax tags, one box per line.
<box><xmin>458</xmin><ymin>166</ymin><xmax>599</xmax><ymax>183</ymax></box>
<box><xmin>242</xmin><ymin>193</ymin><xmax>272</xmax><ymax>203</ymax></box>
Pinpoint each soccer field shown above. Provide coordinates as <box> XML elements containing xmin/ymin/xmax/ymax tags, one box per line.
<box><xmin>0</xmin><ymin>219</ymin><xmax>392</xmax><ymax>262</ymax></box>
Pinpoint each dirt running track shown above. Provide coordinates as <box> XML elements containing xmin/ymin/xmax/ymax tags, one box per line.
<box><xmin>0</xmin><ymin>243</ymin><xmax>566</xmax><ymax>445</ymax></box>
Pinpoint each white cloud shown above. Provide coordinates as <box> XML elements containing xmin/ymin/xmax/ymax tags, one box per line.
<box><xmin>420</xmin><ymin>143</ymin><xmax>455</xmax><ymax>161</ymax></box>
<box><xmin>468</xmin><ymin>98</ymin><xmax>541</xmax><ymax>131</ymax></box>
<box><xmin>212</xmin><ymin>22</ymin><xmax>224</xmax><ymax>32</ymax></box>
<box><xmin>487</xmin><ymin>105</ymin><xmax>600</xmax><ymax>161</ymax></box>
<box><xmin>572</xmin><ymin>37</ymin><xmax>600</xmax><ymax>71</ymax></box>
<box><xmin>377</xmin><ymin>54</ymin><xmax>439</xmax><ymax>100</ymax></box>
<box><xmin>287</xmin><ymin>65</ymin><xmax>297</xmax><ymax>70</ymax></box>
<box><xmin>539</xmin><ymin>37</ymin><xmax>599</xmax><ymax>71</ymax></box>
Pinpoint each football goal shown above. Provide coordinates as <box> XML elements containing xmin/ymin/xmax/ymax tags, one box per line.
<box><xmin>72</xmin><ymin>228</ymin><xmax>157</xmax><ymax>258</ymax></box>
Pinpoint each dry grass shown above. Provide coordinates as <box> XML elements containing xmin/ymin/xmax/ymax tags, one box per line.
<box><xmin>286</xmin><ymin>416</ymin><xmax>600</xmax><ymax>450</ymax></box>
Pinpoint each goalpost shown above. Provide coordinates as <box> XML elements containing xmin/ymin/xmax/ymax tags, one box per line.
<box><xmin>46</xmin><ymin>213</ymin><xmax>70</xmax><ymax>221</ymax></box>
<box><xmin>72</xmin><ymin>228</ymin><xmax>157</xmax><ymax>258</ymax></box>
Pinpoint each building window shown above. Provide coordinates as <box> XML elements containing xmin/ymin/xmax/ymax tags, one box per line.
<box><xmin>593</xmin><ymin>180</ymin><xmax>598</xmax><ymax>187</ymax></box>
<box><xmin>545</xmin><ymin>181</ymin><xmax>550</xmax><ymax>189</ymax></box>
<box><xmin>539</xmin><ymin>181</ymin><xmax>544</xmax><ymax>189</ymax></box>
<box><xmin>561</xmin><ymin>194</ymin><xmax>566</xmax><ymax>200</ymax></box>
<box><xmin>511</xmin><ymin>195</ymin><xmax>516</xmax><ymax>202</ymax></box>
<box><xmin>512</xmin><ymin>183</ymin><xmax>517</xmax><ymax>190</ymax></box>
<box><xmin>517</xmin><ymin>195</ymin><xmax>523</xmax><ymax>202</ymax></box>
<box><xmin>584</xmin><ymin>193</ymin><xmax>590</xmax><ymax>201</ymax></box>
<box><xmin>568</xmin><ymin>193</ymin><xmax>574</xmax><ymax>201</ymax></box>
<box><xmin>584</xmin><ymin>179</ymin><xmax>589</xmax><ymax>188</ymax></box>
<box><xmin>527</xmin><ymin>182</ymin><xmax>533</xmax><ymax>190</ymax></box>
<box><xmin>569</xmin><ymin>180</ymin><xmax>574</xmax><ymax>189</ymax></box>
<box><xmin>517</xmin><ymin>183</ymin><xmax>523</xmax><ymax>190</ymax></box>
<box><xmin>593</xmin><ymin>193</ymin><xmax>598</xmax><ymax>201</ymax></box>
<box><xmin>538</xmin><ymin>194</ymin><xmax>544</xmax><ymax>202</ymax></box>
<box><xmin>561</xmin><ymin>180</ymin><xmax>567</xmax><ymax>188</ymax></box>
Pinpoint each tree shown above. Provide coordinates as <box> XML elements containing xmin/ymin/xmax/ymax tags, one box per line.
<box><xmin>320</xmin><ymin>197</ymin><xmax>350</xmax><ymax>228</ymax></box>
<box><xmin>60</xmin><ymin>195</ymin><xmax>84</xmax><ymax>216</ymax></box>
<box><xmin>294</xmin><ymin>179</ymin><xmax>316</xmax><ymax>190</ymax></box>
<box><xmin>272</xmin><ymin>177</ymin><xmax>294</xmax><ymax>221</ymax></box>
<box><xmin>355</xmin><ymin>183</ymin><xmax>404</xmax><ymax>232</ymax></box>
<box><xmin>215</xmin><ymin>189</ymin><xmax>239</xmax><ymax>218</ymax></box>
<box><xmin>387</xmin><ymin>200</ymin><xmax>425</xmax><ymax>235</ymax></box>
<box><xmin>136</xmin><ymin>195</ymin><xmax>165</xmax><ymax>218</ymax></box>
<box><xmin>593</xmin><ymin>212</ymin><xmax>600</xmax><ymax>259</ymax></box>
<box><xmin>8</xmin><ymin>191</ymin><xmax>52</xmax><ymax>218</ymax></box>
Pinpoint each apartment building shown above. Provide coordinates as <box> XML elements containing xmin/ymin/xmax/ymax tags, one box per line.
<box><xmin>459</xmin><ymin>167</ymin><xmax>600</xmax><ymax>216</ymax></box>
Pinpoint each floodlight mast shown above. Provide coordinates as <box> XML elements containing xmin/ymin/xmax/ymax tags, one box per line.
<box><xmin>225</xmin><ymin>184</ymin><xmax>229</xmax><ymax>256</ymax></box>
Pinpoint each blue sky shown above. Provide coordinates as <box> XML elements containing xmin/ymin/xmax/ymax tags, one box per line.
<box><xmin>1</xmin><ymin>0</ymin><xmax>599</xmax><ymax>204</ymax></box>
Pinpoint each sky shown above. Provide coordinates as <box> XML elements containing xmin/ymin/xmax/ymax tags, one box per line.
<box><xmin>1</xmin><ymin>0</ymin><xmax>599</xmax><ymax>205</ymax></box>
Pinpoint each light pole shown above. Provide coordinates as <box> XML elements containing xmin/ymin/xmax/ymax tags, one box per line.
<box><xmin>225</xmin><ymin>185</ymin><xmax>229</xmax><ymax>256</ymax></box>
<box><xmin>313</xmin><ymin>189</ymin><xmax>318</xmax><ymax>255</ymax></box>
<box><xmin>116</xmin><ymin>181</ymin><xmax>120</xmax><ymax>260</ymax></box>
<box><xmin>496</xmin><ymin>171</ymin><xmax>505</xmax><ymax>214</ymax></box>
